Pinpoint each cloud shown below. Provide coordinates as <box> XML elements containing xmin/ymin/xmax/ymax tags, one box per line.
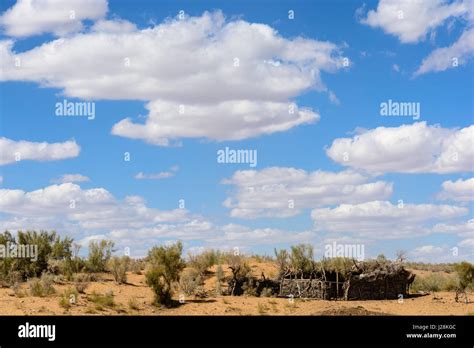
<box><xmin>222</xmin><ymin>168</ymin><xmax>393</xmax><ymax>218</ymax></box>
<box><xmin>433</xmin><ymin>219</ymin><xmax>474</xmax><ymax>237</ymax></box>
<box><xmin>359</xmin><ymin>0</ymin><xmax>474</xmax><ymax>75</ymax></box>
<box><xmin>0</xmin><ymin>0</ymin><xmax>108</xmax><ymax>37</ymax></box>
<box><xmin>0</xmin><ymin>11</ymin><xmax>346</xmax><ymax>145</ymax></box>
<box><xmin>0</xmin><ymin>183</ymin><xmax>188</xmax><ymax>231</ymax></box>
<box><xmin>204</xmin><ymin>223</ymin><xmax>315</xmax><ymax>249</ymax></box>
<box><xmin>459</xmin><ymin>238</ymin><xmax>474</xmax><ymax>248</ymax></box>
<box><xmin>311</xmin><ymin>200</ymin><xmax>468</xmax><ymax>238</ymax></box>
<box><xmin>436</xmin><ymin>177</ymin><xmax>474</xmax><ymax>201</ymax></box>
<box><xmin>360</xmin><ymin>0</ymin><xmax>470</xmax><ymax>43</ymax></box>
<box><xmin>51</xmin><ymin>173</ymin><xmax>90</xmax><ymax>184</ymax></box>
<box><xmin>112</xmin><ymin>100</ymin><xmax>319</xmax><ymax>145</ymax></box>
<box><xmin>0</xmin><ymin>137</ymin><xmax>80</xmax><ymax>165</ymax></box>
<box><xmin>135</xmin><ymin>172</ymin><xmax>174</xmax><ymax>180</ymax></box>
<box><xmin>415</xmin><ymin>27</ymin><xmax>474</xmax><ymax>75</ymax></box>
<box><xmin>326</xmin><ymin>122</ymin><xmax>474</xmax><ymax>174</ymax></box>
<box><xmin>91</xmin><ymin>18</ymin><xmax>136</xmax><ymax>33</ymax></box>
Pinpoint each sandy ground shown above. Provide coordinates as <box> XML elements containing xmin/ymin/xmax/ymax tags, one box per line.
<box><xmin>0</xmin><ymin>262</ymin><xmax>472</xmax><ymax>316</ymax></box>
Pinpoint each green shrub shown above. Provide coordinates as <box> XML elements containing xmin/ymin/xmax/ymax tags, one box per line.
<box><xmin>109</xmin><ymin>256</ymin><xmax>130</xmax><ymax>284</ymax></box>
<box><xmin>88</xmin><ymin>291</ymin><xmax>115</xmax><ymax>310</ymax></box>
<box><xmin>0</xmin><ymin>230</ymin><xmax>72</xmax><ymax>281</ymax></box>
<box><xmin>289</xmin><ymin>244</ymin><xmax>314</xmax><ymax>276</ymax></box>
<box><xmin>411</xmin><ymin>273</ymin><xmax>457</xmax><ymax>293</ymax></box>
<box><xmin>188</xmin><ymin>250</ymin><xmax>219</xmax><ymax>276</ymax></box>
<box><xmin>87</xmin><ymin>240</ymin><xmax>115</xmax><ymax>273</ymax></box>
<box><xmin>454</xmin><ymin>262</ymin><xmax>474</xmax><ymax>290</ymax></box>
<box><xmin>145</xmin><ymin>241</ymin><xmax>185</xmax><ymax>306</ymax></box>
<box><xmin>59</xmin><ymin>287</ymin><xmax>79</xmax><ymax>309</ymax></box>
<box><xmin>179</xmin><ymin>268</ymin><xmax>203</xmax><ymax>296</ymax></box>
<box><xmin>28</xmin><ymin>273</ymin><xmax>56</xmax><ymax>297</ymax></box>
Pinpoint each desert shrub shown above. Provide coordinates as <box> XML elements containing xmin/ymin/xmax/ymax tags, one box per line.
<box><xmin>274</xmin><ymin>248</ymin><xmax>289</xmax><ymax>278</ymax></box>
<box><xmin>128</xmin><ymin>298</ymin><xmax>140</xmax><ymax>311</ymax></box>
<box><xmin>289</xmin><ymin>244</ymin><xmax>314</xmax><ymax>277</ymax></box>
<box><xmin>130</xmin><ymin>259</ymin><xmax>143</xmax><ymax>275</ymax></box>
<box><xmin>46</xmin><ymin>259</ymin><xmax>66</xmax><ymax>275</ymax></box>
<box><xmin>226</xmin><ymin>254</ymin><xmax>254</xmax><ymax>296</ymax></box>
<box><xmin>88</xmin><ymin>291</ymin><xmax>115</xmax><ymax>310</ymax></box>
<box><xmin>411</xmin><ymin>273</ymin><xmax>455</xmax><ymax>293</ymax></box>
<box><xmin>188</xmin><ymin>250</ymin><xmax>219</xmax><ymax>276</ymax></box>
<box><xmin>109</xmin><ymin>256</ymin><xmax>130</xmax><ymax>284</ymax></box>
<box><xmin>28</xmin><ymin>273</ymin><xmax>56</xmax><ymax>297</ymax></box>
<box><xmin>59</xmin><ymin>287</ymin><xmax>79</xmax><ymax>309</ymax></box>
<box><xmin>179</xmin><ymin>268</ymin><xmax>203</xmax><ymax>296</ymax></box>
<box><xmin>72</xmin><ymin>275</ymin><xmax>90</xmax><ymax>293</ymax></box>
<box><xmin>145</xmin><ymin>241</ymin><xmax>185</xmax><ymax>306</ymax></box>
<box><xmin>87</xmin><ymin>240</ymin><xmax>115</xmax><ymax>273</ymax></box>
<box><xmin>0</xmin><ymin>230</ymin><xmax>72</xmax><ymax>281</ymax></box>
<box><xmin>454</xmin><ymin>262</ymin><xmax>474</xmax><ymax>291</ymax></box>
<box><xmin>75</xmin><ymin>282</ymin><xmax>88</xmax><ymax>294</ymax></box>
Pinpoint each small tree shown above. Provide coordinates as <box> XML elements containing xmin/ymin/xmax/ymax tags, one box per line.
<box><xmin>454</xmin><ymin>262</ymin><xmax>474</xmax><ymax>303</ymax></box>
<box><xmin>87</xmin><ymin>240</ymin><xmax>115</xmax><ymax>272</ymax></box>
<box><xmin>109</xmin><ymin>256</ymin><xmax>130</xmax><ymax>284</ymax></box>
<box><xmin>290</xmin><ymin>244</ymin><xmax>314</xmax><ymax>278</ymax></box>
<box><xmin>146</xmin><ymin>241</ymin><xmax>185</xmax><ymax>306</ymax></box>
<box><xmin>274</xmin><ymin>248</ymin><xmax>289</xmax><ymax>278</ymax></box>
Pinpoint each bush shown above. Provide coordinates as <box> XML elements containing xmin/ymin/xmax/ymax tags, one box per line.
<box><xmin>0</xmin><ymin>230</ymin><xmax>72</xmax><ymax>281</ymax></box>
<box><xmin>454</xmin><ymin>262</ymin><xmax>474</xmax><ymax>290</ymax></box>
<box><xmin>411</xmin><ymin>273</ymin><xmax>456</xmax><ymax>293</ymax></box>
<box><xmin>128</xmin><ymin>298</ymin><xmax>140</xmax><ymax>311</ymax></box>
<box><xmin>274</xmin><ymin>248</ymin><xmax>289</xmax><ymax>278</ymax></box>
<box><xmin>145</xmin><ymin>241</ymin><xmax>185</xmax><ymax>306</ymax></box>
<box><xmin>28</xmin><ymin>273</ymin><xmax>56</xmax><ymax>297</ymax></box>
<box><xmin>88</xmin><ymin>291</ymin><xmax>115</xmax><ymax>310</ymax></box>
<box><xmin>179</xmin><ymin>268</ymin><xmax>203</xmax><ymax>296</ymax></box>
<box><xmin>289</xmin><ymin>244</ymin><xmax>314</xmax><ymax>277</ymax></box>
<box><xmin>109</xmin><ymin>256</ymin><xmax>130</xmax><ymax>284</ymax></box>
<box><xmin>188</xmin><ymin>250</ymin><xmax>220</xmax><ymax>276</ymax></box>
<box><xmin>87</xmin><ymin>240</ymin><xmax>115</xmax><ymax>273</ymax></box>
<box><xmin>59</xmin><ymin>287</ymin><xmax>79</xmax><ymax>309</ymax></box>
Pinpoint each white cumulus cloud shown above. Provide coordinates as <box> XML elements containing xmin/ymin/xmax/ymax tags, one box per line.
<box><xmin>0</xmin><ymin>0</ymin><xmax>108</xmax><ymax>37</ymax></box>
<box><xmin>0</xmin><ymin>11</ymin><xmax>346</xmax><ymax>145</ymax></box>
<box><xmin>326</xmin><ymin>122</ymin><xmax>474</xmax><ymax>174</ymax></box>
<box><xmin>0</xmin><ymin>137</ymin><xmax>80</xmax><ymax>165</ymax></box>
<box><xmin>437</xmin><ymin>177</ymin><xmax>474</xmax><ymax>201</ymax></box>
<box><xmin>311</xmin><ymin>200</ymin><xmax>468</xmax><ymax>238</ymax></box>
<box><xmin>222</xmin><ymin>168</ymin><xmax>393</xmax><ymax>219</ymax></box>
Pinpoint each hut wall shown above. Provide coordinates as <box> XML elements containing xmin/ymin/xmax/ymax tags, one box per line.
<box><xmin>279</xmin><ymin>279</ymin><xmax>338</xmax><ymax>299</ymax></box>
<box><xmin>344</xmin><ymin>275</ymin><xmax>409</xmax><ymax>300</ymax></box>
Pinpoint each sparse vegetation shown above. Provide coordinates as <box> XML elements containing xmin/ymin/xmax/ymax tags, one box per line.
<box><xmin>128</xmin><ymin>297</ymin><xmax>140</xmax><ymax>311</ymax></box>
<box><xmin>109</xmin><ymin>256</ymin><xmax>130</xmax><ymax>284</ymax></box>
<box><xmin>88</xmin><ymin>291</ymin><xmax>115</xmax><ymax>310</ymax></box>
<box><xmin>187</xmin><ymin>250</ymin><xmax>220</xmax><ymax>277</ymax></box>
<box><xmin>87</xmin><ymin>240</ymin><xmax>115</xmax><ymax>273</ymax></box>
<box><xmin>145</xmin><ymin>241</ymin><xmax>185</xmax><ymax>306</ymax></box>
<box><xmin>179</xmin><ymin>268</ymin><xmax>203</xmax><ymax>296</ymax></box>
<box><xmin>28</xmin><ymin>273</ymin><xmax>56</xmax><ymax>297</ymax></box>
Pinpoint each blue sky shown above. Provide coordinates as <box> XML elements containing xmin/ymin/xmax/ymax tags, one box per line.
<box><xmin>0</xmin><ymin>0</ymin><xmax>473</xmax><ymax>261</ymax></box>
